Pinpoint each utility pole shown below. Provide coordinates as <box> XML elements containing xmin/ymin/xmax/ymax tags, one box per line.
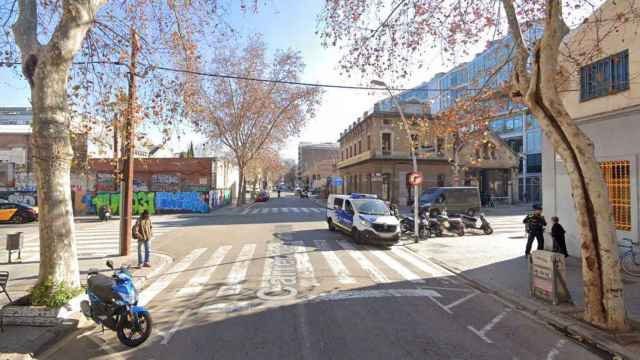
<box><xmin>120</xmin><ymin>28</ymin><xmax>138</xmax><ymax>256</ymax></box>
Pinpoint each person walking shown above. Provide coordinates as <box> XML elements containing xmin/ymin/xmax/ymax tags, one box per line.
<box><xmin>551</xmin><ymin>216</ymin><xmax>569</xmax><ymax>257</ymax></box>
<box><xmin>134</xmin><ymin>210</ymin><xmax>153</xmax><ymax>268</ymax></box>
<box><xmin>523</xmin><ymin>204</ymin><xmax>546</xmax><ymax>257</ymax></box>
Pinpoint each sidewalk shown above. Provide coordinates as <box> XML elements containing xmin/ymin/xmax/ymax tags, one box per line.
<box><xmin>407</xmin><ymin>230</ymin><xmax>640</xmax><ymax>358</ymax></box>
<box><xmin>0</xmin><ymin>251</ymin><xmax>172</xmax><ymax>359</ymax></box>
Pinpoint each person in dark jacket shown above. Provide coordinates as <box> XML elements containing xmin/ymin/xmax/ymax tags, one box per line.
<box><xmin>551</xmin><ymin>216</ymin><xmax>569</xmax><ymax>257</ymax></box>
<box><xmin>523</xmin><ymin>205</ymin><xmax>546</xmax><ymax>256</ymax></box>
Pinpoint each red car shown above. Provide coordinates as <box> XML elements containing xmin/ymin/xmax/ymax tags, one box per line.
<box><xmin>255</xmin><ymin>191</ymin><xmax>270</xmax><ymax>202</ymax></box>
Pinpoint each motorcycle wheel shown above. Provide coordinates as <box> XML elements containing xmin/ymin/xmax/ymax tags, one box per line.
<box><xmin>456</xmin><ymin>228</ymin><xmax>465</xmax><ymax>237</ymax></box>
<box><xmin>419</xmin><ymin>227</ymin><xmax>430</xmax><ymax>240</ymax></box>
<box><xmin>483</xmin><ymin>226</ymin><xmax>494</xmax><ymax>235</ymax></box>
<box><xmin>117</xmin><ymin>311</ymin><xmax>152</xmax><ymax>347</ymax></box>
<box><xmin>401</xmin><ymin>221</ymin><xmax>411</xmax><ymax>234</ymax></box>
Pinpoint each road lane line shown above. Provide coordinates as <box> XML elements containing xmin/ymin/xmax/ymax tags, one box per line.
<box><xmin>467</xmin><ymin>307</ymin><xmax>512</xmax><ymax>344</ymax></box>
<box><xmin>546</xmin><ymin>339</ymin><xmax>567</xmax><ymax>360</ymax></box>
<box><xmin>301</xmin><ymin>208</ymin><xmax>310</xmax><ymax>213</ymax></box>
<box><xmin>292</xmin><ymin>241</ymin><xmax>319</xmax><ymax>288</ymax></box>
<box><xmin>138</xmin><ymin>248</ymin><xmax>207</xmax><ymax>306</ymax></box>
<box><xmin>161</xmin><ymin>309</ymin><xmax>193</xmax><ymax>345</ymax></box>
<box><xmin>336</xmin><ymin>241</ymin><xmax>390</xmax><ymax>284</ymax></box>
<box><xmin>217</xmin><ymin>244</ymin><xmax>257</xmax><ymax>297</ymax></box>
<box><xmin>310</xmin><ymin>289</ymin><xmax>441</xmax><ymax>302</ymax></box>
<box><xmin>368</xmin><ymin>248</ymin><xmax>424</xmax><ymax>283</ymax></box>
<box><xmin>314</xmin><ymin>240</ymin><xmax>356</xmax><ymax>284</ymax></box>
<box><xmin>177</xmin><ymin>246</ymin><xmax>232</xmax><ymax>297</ymax></box>
<box><xmin>444</xmin><ymin>290</ymin><xmax>480</xmax><ymax>311</ymax></box>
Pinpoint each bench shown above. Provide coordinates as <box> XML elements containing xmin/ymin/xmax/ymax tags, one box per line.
<box><xmin>0</xmin><ymin>271</ymin><xmax>11</xmax><ymax>332</ymax></box>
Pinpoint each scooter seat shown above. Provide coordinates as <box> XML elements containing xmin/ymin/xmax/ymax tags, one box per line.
<box><xmin>88</xmin><ymin>273</ymin><xmax>116</xmax><ymax>303</ymax></box>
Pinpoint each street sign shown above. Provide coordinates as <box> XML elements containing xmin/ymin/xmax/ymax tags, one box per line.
<box><xmin>529</xmin><ymin>250</ymin><xmax>572</xmax><ymax>305</ymax></box>
<box><xmin>408</xmin><ymin>172</ymin><xmax>423</xmax><ymax>186</ymax></box>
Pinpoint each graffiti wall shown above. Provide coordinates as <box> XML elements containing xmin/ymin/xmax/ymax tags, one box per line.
<box><xmin>0</xmin><ymin>191</ymin><xmax>37</xmax><ymax>205</ymax></box>
<box><xmin>155</xmin><ymin>192</ymin><xmax>208</xmax><ymax>213</ymax></box>
<box><xmin>80</xmin><ymin>191</ymin><xmax>212</xmax><ymax>214</ymax></box>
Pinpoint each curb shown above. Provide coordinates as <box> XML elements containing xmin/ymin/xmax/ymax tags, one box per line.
<box><xmin>34</xmin><ymin>251</ymin><xmax>174</xmax><ymax>360</ymax></box>
<box><xmin>409</xmin><ymin>249</ymin><xmax>639</xmax><ymax>360</ymax></box>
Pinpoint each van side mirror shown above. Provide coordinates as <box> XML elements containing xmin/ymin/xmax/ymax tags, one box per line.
<box><xmin>106</xmin><ymin>260</ymin><xmax>114</xmax><ymax>269</ymax></box>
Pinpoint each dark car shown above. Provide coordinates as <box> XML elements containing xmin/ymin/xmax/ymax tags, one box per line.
<box><xmin>0</xmin><ymin>202</ymin><xmax>39</xmax><ymax>223</ymax></box>
<box><xmin>255</xmin><ymin>191</ymin><xmax>270</xmax><ymax>202</ymax></box>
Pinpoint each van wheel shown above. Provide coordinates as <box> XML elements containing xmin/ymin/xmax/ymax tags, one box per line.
<box><xmin>352</xmin><ymin>229</ymin><xmax>363</xmax><ymax>244</ymax></box>
<box><xmin>328</xmin><ymin>219</ymin><xmax>335</xmax><ymax>232</ymax></box>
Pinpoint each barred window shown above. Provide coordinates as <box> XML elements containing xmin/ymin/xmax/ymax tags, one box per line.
<box><xmin>580</xmin><ymin>50</ymin><xmax>629</xmax><ymax>102</ymax></box>
<box><xmin>600</xmin><ymin>160</ymin><xmax>631</xmax><ymax>231</ymax></box>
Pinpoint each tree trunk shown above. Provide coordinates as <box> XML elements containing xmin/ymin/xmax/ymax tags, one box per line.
<box><xmin>238</xmin><ymin>165</ymin><xmax>246</xmax><ymax>205</ymax></box>
<box><xmin>32</xmin><ymin>59</ymin><xmax>80</xmax><ymax>288</ymax></box>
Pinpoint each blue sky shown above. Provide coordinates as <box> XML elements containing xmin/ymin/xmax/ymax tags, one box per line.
<box><xmin>0</xmin><ymin>1</ymin><xmax>451</xmax><ymax>160</ymax></box>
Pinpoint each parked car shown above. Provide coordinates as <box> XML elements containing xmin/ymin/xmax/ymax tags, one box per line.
<box><xmin>255</xmin><ymin>191</ymin><xmax>270</xmax><ymax>202</ymax></box>
<box><xmin>0</xmin><ymin>202</ymin><xmax>39</xmax><ymax>223</ymax></box>
<box><xmin>300</xmin><ymin>190</ymin><xmax>309</xmax><ymax>198</ymax></box>
<box><xmin>419</xmin><ymin>187</ymin><xmax>481</xmax><ymax>216</ymax></box>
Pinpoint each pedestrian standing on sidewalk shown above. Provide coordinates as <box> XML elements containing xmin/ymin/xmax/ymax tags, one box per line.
<box><xmin>523</xmin><ymin>204</ymin><xmax>546</xmax><ymax>257</ymax></box>
<box><xmin>551</xmin><ymin>216</ymin><xmax>569</xmax><ymax>257</ymax></box>
<box><xmin>135</xmin><ymin>210</ymin><xmax>153</xmax><ymax>268</ymax></box>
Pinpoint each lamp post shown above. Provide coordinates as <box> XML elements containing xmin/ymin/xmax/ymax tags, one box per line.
<box><xmin>371</xmin><ymin>80</ymin><xmax>420</xmax><ymax>242</ymax></box>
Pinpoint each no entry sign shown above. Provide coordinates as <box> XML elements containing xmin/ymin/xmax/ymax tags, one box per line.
<box><xmin>408</xmin><ymin>172</ymin><xmax>423</xmax><ymax>186</ymax></box>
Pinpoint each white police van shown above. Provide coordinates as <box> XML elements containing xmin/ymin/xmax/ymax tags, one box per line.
<box><xmin>326</xmin><ymin>193</ymin><xmax>400</xmax><ymax>246</ymax></box>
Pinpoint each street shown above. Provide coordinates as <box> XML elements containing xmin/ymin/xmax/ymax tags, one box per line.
<box><xmin>42</xmin><ymin>194</ymin><xmax>603</xmax><ymax>360</ymax></box>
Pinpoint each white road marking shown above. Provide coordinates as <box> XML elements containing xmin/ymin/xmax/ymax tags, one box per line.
<box><xmin>161</xmin><ymin>309</ymin><xmax>193</xmax><ymax>345</ymax></box>
<box><xmin>546</xmin><ymin>339</ymin><xmax>567</xmax><ymax>360</ymax></box>
<box><xmin>281</xmin><ymin>208</ymin><xmax>289</xmax><ymax>213</ymax></box>
<box><xmin>217</xmin><ymin>244</ymin><xmax>257</xmax><ymax>297</ymax></box>
<box><xmin>314</xmin><ymin>240</ymin><xmax>356</xmax><ymax>284</ymax></box>
<box><xmin>310</xmin><ymin>289</ymin><xmax>441</xmax><ymax>302</ymax></box>
<box><xmin>200</xmin><ymin>301</ymin><xmax>259</xmax><ymax>314</ymax></box>
<box><xmin>336</xmin><ymin>241</ymin><xmax>390</xmax><ymax>284</ymax></box>
<box><xmin>260</xmin><ymin>243</ymin><xmax>279</xmax><ymax>289</ymax></box>
<box><xmin>272</xmin><ymin>208</ymin><xmax>280</xmax><ymax>213</ymax></box>
<box><xmin>250</xmin><ymin>209</ymin><xmax>260</xmax><ymax>215</ymax></box>
<box><xmin>138</xmin><ymin>248</ymin><xmax>207</xmax><ymax>306</ymax></box>
<box><xmin>261</xmin><ymin>208</ymin><xmax>269</xmax><ymax>214</ymax></box>
<box><xmin>177</xmin><ymin>246</ymin><xmax>231</xmax><ymax>297</ymax></box>
<box><xmin>292</xmin><ymin>241</ymin><xmax>319</xmax><ymax>288</ymax></box>
<box><xmin>467</xmin><ymin>307</ymin><xmax>512</xmax><ymax>343</ymax></box>
<box><xmin>241</xmin><ymin>209</ymin><xmax>250</xmax><ymax>215</ymax></box>
<box><xmin>310</xmin><ymin>208</ymin><xmax>321</xmax><ymax>213</ymax></box>
<box><xmin>301</xmin><ymin>208</ymin><xmax>310</xmax><ymax>213</ymax></box>
<box><xmin>368</xmin><ymin>248</ymin><xmax>424</xmax><ymax>283</ymax></box>
<box><xmin>444</xmin><ymin>290</ymin><xmax>480</xmax><ymax>311</ymax></box>
<box><xmin>291</xmin><ymin>208</ymin><xmax>301</xmax><ymax>213</ymax></box>
<box><xmin>390</xmin><ymin>246</ymin><xmax>449</xmax><ymax>278</ymax></box>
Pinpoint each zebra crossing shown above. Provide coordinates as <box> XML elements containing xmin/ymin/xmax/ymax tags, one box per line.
<box><xmin>236</xmin><ymin>207</ymin><xmax>325</xmax><ymax>215</ymax></box>
<box><xmin>16</xmin><ymin>218</ymin><xmax>180</xmax><ymax>261</ymax></box>
<box><xmin>139</xmin><ymin>238</ymin><xmax>457</xmax><ymax>313</ymax></box>
<box><xmin>486</xmin><ymin>215</ymin><xmax>527</xmax><ymax>236</ymax></box>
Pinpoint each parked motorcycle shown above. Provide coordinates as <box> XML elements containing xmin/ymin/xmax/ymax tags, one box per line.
<box><xmin>98</xmin><ymin>206</ymin><xmax>112</xmax><ymax>221</ymax></box>
<box><xmin>400</xmin><ymin>209</ymin><xmax>441</xmax><ymax>239</ymax></box>
<box><xmin>81</xmin><ymin>260</ymin><xmax>152</xmax><ymax>347</ymax></box>
<box><xmin>435</xmin><ymin>211</ymin><xmax>465</xmax><ymax>237</ymax></box>
<box><xmin>460</xmin><ymin>214</ymin><xmax>493</xmax><ymax>235</ymax></box>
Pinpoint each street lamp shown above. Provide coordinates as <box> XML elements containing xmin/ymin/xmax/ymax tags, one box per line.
<box><xmin>371</xmin><ymin>80</ymin><xmax>420</xmax><ymax>242</ymax></box>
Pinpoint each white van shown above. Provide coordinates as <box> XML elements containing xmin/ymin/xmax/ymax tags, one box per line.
<box><xmin>326</xmin><ymin>193</ymin><xmax>400</xmax><ymax>246</ymax></box>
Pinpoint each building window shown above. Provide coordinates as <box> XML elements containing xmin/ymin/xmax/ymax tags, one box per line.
<box><xmin>526</xmin><ymin>130</ymin><xmax>542</xmax><ymax>154</ymax></box>
<box><xmin>600</xmin><ymin>160</ymin><xmax>631</xmax><ymax>231</ymax></box>
<box><xmin>526</xmin><ymin>153</ymin><xmax>542</xmax><ymax>173</ymax></box>
<box><xmin>367</xmin><ymin>135</ymin><xmax>371</xmax><ymax>150</ymax></box>
<box><xmin>383</xmin><ymin>118</ymin><xmax>391</xmax><ymax>125</ymax></box>
<box><xmin>436</xmin><ymin>137</ymin><xmax>444</xmax><ymax>154</ymax></box>
<box><xmin>580</xmin><ymin>50</ymin><xmax>629</xmax><ymax>102</ymax></box>
<box><xmin>410</xmin><ymin>134</ymin><xmax>419</xmax><ymax>150</ymax></box>
<box><xmin>358</xmin><ymin>140</ymin><xmax>362</xmax><ymax>154</ymax></box>
<box><xmin>382</xmin><ymin>133</ymin><xmax>392</xmax><ymax>154</ymax></box>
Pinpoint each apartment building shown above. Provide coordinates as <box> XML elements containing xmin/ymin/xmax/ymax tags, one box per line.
<box><xmin>543</xmin><ymin>0</ymin><xmax>639</xmax><ymax>254</ymax></box>
<box><xmin>297</xmin><ymin>142</ymin><xmax>339</xmax><ymax>189</ymax></box>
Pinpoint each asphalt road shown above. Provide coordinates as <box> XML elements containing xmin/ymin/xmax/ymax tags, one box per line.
<box><xmin>43</xmin><ymin>194</ymin><xmax>604</xmax><ymax>360</ymax></box>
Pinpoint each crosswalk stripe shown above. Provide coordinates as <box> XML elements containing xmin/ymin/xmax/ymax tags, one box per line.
<box><xmin>260</xmin><ymin>243</ymin><xmax>279</xmax><ymax>289</ymax></box>
<box><xmin>301</xmin><ymin>208</ymin><xmax>310</xmax><ymax>213</ymax></box>
<box><xmin>261</xmin><ymin>208</ymin><xmax>269</xmax><ymax>214</ymax></box>
<box><xmin>291</xmin><ymin>241</ymin><xmax>319</xmax><ymax>288</ymax></box>
<box><xmin>138</xmin><ymin>248</ymin><xmax>207</xmax><ymax>306</ymax></box>
<box><xmin>250</xmin><ymin>209</ymin><xmax>260</xmax><ymax>214</ymax></box>
<box><xmin>390</xmin><ymin>246</ymin><xmax>448</xmax><ymax>277</ymax></box>
<box><xmin>217</xmin><ymin>244</ymin><xmax>257</xmax><ymax>297</ymax></box>
<box><xmin>310</xmin><ymin>208</ymin><xmax>321</xmax><ymax>213</ymax></box>
<box><xmin>314</xmin><ymin>240</ymin><xmax>356</xmax><ymax>284</ymax></box>
<box><xmin>272</xmin><ymin>208</ymin><xmax>280</xmax><ymax>213</ymax></box>
<box><xmin>281</xmin><ymin>208</ymin><xmax>289</xmax><ymax>213</ymax></box>
<box><xmin>368</xmin><ymin>248</ymin><xmax>424</xmax><ymax>283</ymax></box>
<box><xmin>291</xmin><ymin>208</ymin><xmax>300</xmax><ymax>213</ymax></box>
<box><xmin>336</xmin><ymin>241</ymin><xmax>390</xmax><ymax>284</ymax></box>
<box><xmin>241</xmin><ymin>209</ymin><xmax>250</xmax><ymax>215</ymax></box>
<box><xmin>177</xmin><ymin>245</ymin><xmax>232</xmax><ymax>297</ymax></box>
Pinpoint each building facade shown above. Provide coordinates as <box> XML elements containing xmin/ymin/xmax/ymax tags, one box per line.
<box><xmin>297</xmin><ymin>142</ymin><xmax>339</xmax><ymax>189</ymax></box>
<box><xmin>543</xmin><ymin>0</ymin><xmax>639</xmax><ymax>254</ymax></box>
<box><xmin>379</xmin><ymin>27</ymin><xmax>544</xmax><ymax>203</ymax></box>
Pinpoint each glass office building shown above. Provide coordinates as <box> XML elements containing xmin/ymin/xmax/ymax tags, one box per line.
<box><xmin>378</xmin><ymin>28</ymin><xmax>543</xmax><ymax>203</ymax></box>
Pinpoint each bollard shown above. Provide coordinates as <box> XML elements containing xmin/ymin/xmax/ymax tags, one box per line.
<box><xmin>6</xmin><ymin>232</ymin><xmax>23</xmax><ymax>263</ymax></box>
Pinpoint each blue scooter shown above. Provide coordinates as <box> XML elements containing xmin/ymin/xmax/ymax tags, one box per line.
<box><xmin>81</xmin><ymin>260</ymin><xmax>152</xmax><ymax>347</ymax></box>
